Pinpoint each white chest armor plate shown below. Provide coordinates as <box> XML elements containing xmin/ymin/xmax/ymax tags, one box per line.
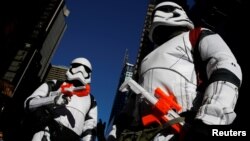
<box><xmin>139</xmin><ymin>32</ymin><xmax>198</xmax><ymax>111</ymax></box>
<box><xmin>54</xmin><ymin>92</ymin><xmax>91</xmax><ymax>135</ymax></box>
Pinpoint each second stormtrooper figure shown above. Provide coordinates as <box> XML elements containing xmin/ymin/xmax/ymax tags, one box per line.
<box><xmin>108</xmin><ymin>1</ymin><xmax>242</xmax><ymax>141</ymax></box>
<box><xmin>24</xmin><ymin>57</ymin><xmax>97</xmax><ymax>141</ymax></box>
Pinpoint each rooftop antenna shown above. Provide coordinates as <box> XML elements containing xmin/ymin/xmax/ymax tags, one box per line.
<box><xmin>123</xmin><ymin>48</ymin><xmax>129</xmax><ymax>65</ymax></box>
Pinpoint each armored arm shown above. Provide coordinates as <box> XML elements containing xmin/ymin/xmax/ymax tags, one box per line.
<box><xmin>195</xmin><ymin>29</ymin><xmax>242</xmax><ymax>125</ymax></box>
<box><xmin>24</xmin><ymin>80</ymin><xmax>68</xmax><ymax>111</ymax></box>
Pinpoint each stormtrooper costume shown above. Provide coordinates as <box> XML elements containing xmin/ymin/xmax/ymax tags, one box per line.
<box><xmin>108</xmin><ymin>1</ymin><xmax>242</xmax><ymax>141</ymax></box>
<box><xmin>141</xmin><ymin>1</ymin><xmax>242</xmax><ymax>140</ymax></box>
<box><xmin>24</xmin><ymin>57</ymin><xmax>97</xmax><ymax>141</ymax></box>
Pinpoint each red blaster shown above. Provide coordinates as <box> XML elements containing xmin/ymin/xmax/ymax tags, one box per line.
<box><xmin>119</xmin><ymin>79</ymin><xmax>184</xmax><ymax>133</ymax></box>
<box><xmin>142</xmin><ymin>88</ymin><xmax>182</xmax><ymax>133</ymax></box>
<box><xmin>60</xmin><ymin>83</ymin><xmax>90</xmax><ymax>97</ymax></box>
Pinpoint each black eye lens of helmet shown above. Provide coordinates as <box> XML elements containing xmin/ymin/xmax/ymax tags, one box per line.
<box><xmin>71</xmin><ymin>63</ymin><xmax>92</xmax><ymax>73</ymax></box>
<box><xmin>159</xmin><ymin>5</ymin><xmax>176</xmax><ymax>12</ymax></box>
<box><xmin>71</xmin><ymin>63</ymin><xmax>82</xmax><ymax>68</ymax></box>
<box><xmin>152</xmin><ymin>5</ymin><xmax>176</xmax><ymax>16</ymax></box>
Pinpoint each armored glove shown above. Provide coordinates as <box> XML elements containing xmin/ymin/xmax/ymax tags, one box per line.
<box><xmin>54</xmin><ymin>94</ymin><xmax>69</xmax><ymax>106</ymax></box>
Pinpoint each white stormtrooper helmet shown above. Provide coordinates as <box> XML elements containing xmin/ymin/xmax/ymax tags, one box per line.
<box><xmin>149</xmin><ymin>1</ymin><xmax>194</xmax><ymax>43</ymax></box>
<box><xmin>66</xmin><ymin>57</ymin><xmax>92</xmax><ymax>85</ymax></box>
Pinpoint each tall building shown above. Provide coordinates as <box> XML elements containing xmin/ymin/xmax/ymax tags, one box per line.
<box><xmin>133</xmin><ymin>0</ymin><xmax>155</xmax><ymax>82</ymax></box>
<box><xmin>0</xmin><ymin>0</ymin><xmax>69</xmax><ymax>140</ymax></box>
<box><xmin>105</xmin><ymin>0</ymin><xmax>155</xmax><ymax>135</ymax></box>
<box><xmin>45</xmin><ymin>65</ymin><xmax>68</xmax><ymax>81</ymax></box>
<box><xmin>1</xmin><ymin>0</ymin><xmax>69</xmax><ymax>98</ymax></box>
<box><xmin>106</xmin><ymin>52</ymin><xmax>134</xmax><ymax>136</ymax></box>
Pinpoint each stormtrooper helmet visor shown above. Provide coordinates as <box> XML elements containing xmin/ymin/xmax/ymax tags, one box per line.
<box><xmin>66</xmin><ymin>57</ymin><xmax>92</xmax><ymax>85</ymax></box>
<box><xmin>149</xmin><ymin>1</ymin><xmax>194</xmax><ymax>43</ymax></box>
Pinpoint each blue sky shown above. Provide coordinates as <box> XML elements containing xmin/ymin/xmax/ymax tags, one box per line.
<box><xmin>51</xmin><ymin>0</ymin><xmax>149</xmax><ymax>123</ymax></box>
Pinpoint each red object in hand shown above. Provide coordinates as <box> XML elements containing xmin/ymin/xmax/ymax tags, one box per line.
<box><xmin>142</xmin><ymin>87</ymin><xmax>182</xmax><ymax>133</ymax></box>
<box><xmin>60</xmin><ymin>83</ymin><xmax>90</xmax><ymax>97</ymax></box>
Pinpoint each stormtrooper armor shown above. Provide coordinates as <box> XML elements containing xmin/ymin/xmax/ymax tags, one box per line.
<box><xmin>107</xmin><ymin>1</ymin><xmax>242</xmax><ymax>141</ymax></box>
<box><xmin>24</xmin><ymin>57</ymin><xmax>97</xmax><ymax>141</ymax></box>
<box><xmin>138</xmin><ymin>2</ymin><xmax>242</xmax><ymax>141</ymax></box>
<box><xmin>140</xmin><ymin>28</ymin><xmax>242</xmax><ymax>125</ymax></box>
